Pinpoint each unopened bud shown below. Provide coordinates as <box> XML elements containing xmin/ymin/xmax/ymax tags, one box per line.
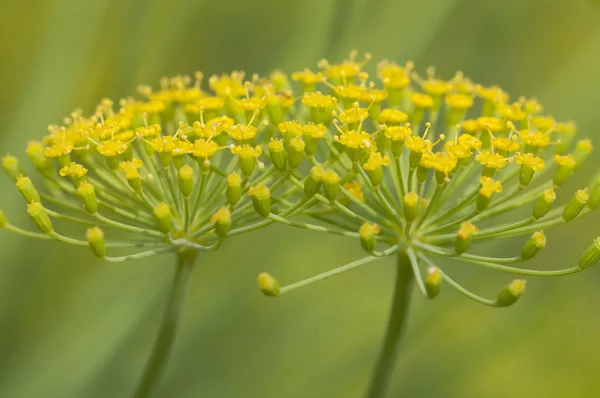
<box><xmin>153</xmin><ymin>202</ymin><xmax>173</xmax><ymax>233</ymax></box>
<box><xmin>26</xmin><ymin>141</ymin><xmax>52</xmax><ymax>175</ymax></box>
<box><xmin>578</xmin><ymin>237</ymin><xmax>600</xmax><ymax>270</ymax></box>
<box><xmin>86</xmin><ymin>227</ymin><xmax>106</xmax><ymax>258</ymax></box>
<box><xmin>27</xmin><ymin>202</ymin><xmax>53</xmax><ymax>233</ymax></box>
<box><xmin>587</xmin><ymin>173</ymin><xmax>600</xmax><ymax>210</ymax></box>
<box><xmin>322</xmin><ymin>170</ymin><xmax>341</xmax><ymax>201</ymax></box>
<box><xmin>227</xmin><ymin>172</ymin><xmax>242</xmax><ymax>206</ymax></box>
<box><xmin>521</xmin><ymin>231</ymin><xmax>546</xmax><ymax>260</ymax></box>
<box><xmin>77</xmin><ymin>182</ymin><xmax>99</xmax><ymax>214</ymax></box>
<box><xmin>403</xmin><ymin>192</ymin><xmax>419</xmax><ymax>222</ymax></box>
<box><xmin>158</xmin><ymin>151</ymin><xmax>173</xmax><ymax>169</ymax></box>
<box><xmin>553</xmin><ymin>155</ymin><xmax>576</xmax><ymax>186</ymax></box>
<box><xmin>532</xmin><ymin>188</ymin><xmax>556</xmax><ymax>220</ymax></box>
<box><xmin>249</xmin><ymin>184</ymin><xmax>271</xmax><ymax>217</ymax></box>
<box><xmin>562</xmin><ymin>189</ymin><xmax>589</xmax><ymax>221</ymax></box>
<box><xmin>16</xmin><ymin>175</ymin><xmax>40</xmax><ymax>203</ymax></box>
<box><xmin>268</xmin><ymin>139</ymin><xmax>287</xmax><ymax>172</ymax></box>
<box><xmin>287</xmin><ymin>137</ymin><xmax>305</xmax><ymax>169</ymax></box>
<box><xmin>105</xmin><ymin>155</ymin><xmax>121</xmax><ymax>171</ymax></box>
<box><xmin>304</xmin><ymin>165</ymin><xmax>324</xmax><ymax>198</ymax></box>
<box><xmin>257</xmin><ymin>272</ymin><xmax>280</xmax><ymax>297</ymax></box>
<box><xmin>2</xmin><ymin>155</ymin><xmax>22</xmax><ymax>181</ymax></box>
<box><xmin>359</xmin><ymin>223</ymin><xmax>380</xmax><ymax>253</ymax></box>
<box><xmin>573</xmin><ymin>139</ymin><xmax>592</xmax><ymax>170</ymax></box>
<box><xmin>179</xmin><ymin>165</ymin><xmax>194</xmax><ymax>198</ymax></box>
<box><xmin>455</xmin><ymin>221</ymin><xmax>478</xmax><ymax>254</ymax></box>
<box><xmin>211</xmin><ymin>207</ymin><xmax>231</xmax><ymax>238</ymax></box>
<box><xmin>425</xmin><ymin>266</ymin><xmax>442</xmax><ymax>299</ymax></box>
<box><xmin>497</xmin><ymin>279</ymin><xmax>526</xmax><ymax>307</ymax></box>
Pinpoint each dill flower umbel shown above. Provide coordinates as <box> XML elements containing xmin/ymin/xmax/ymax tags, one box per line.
<box><xmin>1</xmin><ymin>51</ymin><xmax>598</xmax><ymax>398</ymax></box>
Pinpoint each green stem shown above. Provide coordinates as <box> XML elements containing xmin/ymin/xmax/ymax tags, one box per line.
<box><xmin>133</xmin><ymin>252</ymin><xmax>195</xmax><ymax>398</ymax></box>
<box><xmin>365</xmin><ymin>252</ymin><xmax>413</xmax><ymax>398</ymax></box>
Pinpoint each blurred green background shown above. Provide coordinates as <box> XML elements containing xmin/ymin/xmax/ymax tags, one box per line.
<box><xmin>1</xmin><ymin>0</ymin><xmax>599</xmax><ymax>397</ymax></box>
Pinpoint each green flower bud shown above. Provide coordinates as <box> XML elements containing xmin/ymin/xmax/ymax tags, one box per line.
<box><xmin>249</xmin><ymin>184</ymin><xmax>271</xmax><ymax>217</ymax></box>
<box><xmin>77</xmin><ymin>182</ymin><xmax>99</xmax><ymax>214</ymax></box>
<box><xmin>416</xmin><ymin>165</ymin><xmax>429</xmax><ymax>184</ymax></box>
<box><xmin>359</xmin><ymin>223</ymin><xmax>380</xmax><ymax>253</ymax></box>
<box><xmin>573</xmin><ymin>139</ymin><xmax>592</xmax><ymax>170</ymax></box>
<box><xmin>497</xmin><ymin>279</ymin><xmax>526</xmax><ymax>307</ymax></box>
<box><xmin>86</xmin><ymin>227</ymin><xmax>106</xmax><ymax>258</ymax></box>
<box><xmin>532</xmin><ymin>188</ymin><xmax>556</xmax><ymax>220</ymax></box>
<box><xmin>288</xmin><ymin>137</ymin><xmax>305</xmax><ymax>169</ymax></box>
<box><xmin>521</xmin><ymin>231</ymin><xmax>546</xmax><ymax>260</ymax></box>
<box><xmin>408</xmin><ymin>150</ymin><xmax>422</xmax><ymax>170</ymax></box>
<box><xmin>519</xmin><ymin>164</ymin><xmax>535</xmax><ymax>187</ymax></box>
<box><xmin>322</xmin><ymin>170</ymin><xmax>341</xmax><ymax>201</ymax></box>
<box><xmin>57</xmin><ymin>154</ymin><xmax>71</xmax><ymax>169</ymax></box>
<box><xmin>268</xmin><ymin>139</ymin><xmax>287</xmax><ymax>172</ymax></box>
<box><xmin>16</xmin><ymin>175</ymin><xmax>40</xmax><ymax>203</ymax></box>
<box><xmin>0</xmin><ymin>209</ymin><xmax>7</xmax><ymax>228</ymax></box>
<box><xmin>26</xmin><ymin>141</ymin><xmax>53</xmax><ymax>175</ymax></box>
<box><xmin>403</xmin><ymin>192</ymin><xmax>419</xmax><ymax>222</ymax></box>
<box><xmin>153</xmin><ymin>202</ymin><xmax>173</xmax><ymax>233</ymax></box>
<box><xmin>2</xmin><ymin>155</ymin><xmax>22</xmax><ymax>181</ymax></box>
<box><xmin>257</xmin><ymin>272</ymin><xmax>280</xmax><ymax>297</ymax></box>
<box><xmin>562</xmin><ymin>189</ymin><xmax>589</xmax><ymax>221</ymax></box>
<box><xmin>578</xmin><ymin>237</ymin><xmax>600</xmax><ymax>270</ymax></box>
<box><xmin>158</xmin><ymin>151</ymin><xmax>173</xmax><ymax>169</ymax></box>
<box><xmin>226</xmin><ymin>172</ymin><xmax>242</xmax><ymax>206</ymax></box>
<box><xmin>172</xmin><ymin>154</ymin><xmax>185</xmax><ymax>170</ymax></box>
<box><xmin>455</xmin><ymin>221</ymin><xmax>478</xmax><ymax>254</ymax></box>
<box><xmin>304</xmin><ymin>165</ymin><xmax>324</xmax><ymax>198</ymax></box>
<box><xmin>211</xmin><ymin>207</ymin><xmax>231</xmax><ymax>238</ymax></box>
<box><xmin>553</xmin><ymin>155</ymin><xmax>576</xmax><ymax>186</ymax></box>
<box><xmin>587</xmin><ymin>173</ymin><xmax>600</xmax><ymax>210</ymax></box>
<box><xmin>27</xmin><ymin>202</ymin><xmax>53</xmax><ymax>233</ymax></box>
<box><xmin>266</xmin><ymin>100</ymin><xmax>284</xmax><ymax>126</ymax></box>
<box><xmin>178</xmin><ymin>165</ymin><xmax>194</xmax><ymax>198</ymax></box>
<box><xmin>425</xmin><ymin>266</ymin><xmax>442</xmax><ymax>299</ymax></box>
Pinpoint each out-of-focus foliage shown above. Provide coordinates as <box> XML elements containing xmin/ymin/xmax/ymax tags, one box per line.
<box><xmin>0</xmin><ymin>0</ymin><xmax>599</xmax><ymax>397</ymax></box>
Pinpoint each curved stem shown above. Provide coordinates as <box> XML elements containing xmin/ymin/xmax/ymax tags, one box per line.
<box><xmin>133</xmin><ymin>252</ymin><xmax>195</xmax><ymax>398</ymax></box>
<box><xmin>365</xmin><ymin>252</ymin><xmax>414</xmax><ymax>398</ymax></box>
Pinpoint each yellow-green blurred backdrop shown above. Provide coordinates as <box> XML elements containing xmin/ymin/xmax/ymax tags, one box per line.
<box><xmin>1</xmin><ymin>0</ymin><xmax>599</xmax><ymax>397</ymax></box>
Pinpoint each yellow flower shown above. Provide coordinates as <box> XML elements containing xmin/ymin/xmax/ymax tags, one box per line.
<box><xmin>343</xmin><ymin>181</ymin><xmax>365</xmax><ymax>202</ymax></box>
<box><xmin>479</xmin><ymin>177</ymin><xmax>503</xmax><ymax>198</ymax></box>
<box><xmin>516</xmin><ymin>153</ymin><xmax>545</xmax><ymax>172</ymax></box>
<box><xmin>59</xmin><ymin>162</ymin><xmax>88</xmax><ymax>178</ymax></box>
<box><xmin>334</xmin><ymin>130</ymin><xmax>374</xmax><ymax>149</ymax></box>
<box><xmin>363</xmin><ymin>152</ymin><xmax>391</xmax><ymax>171</ymax></box>
<box><xmin>379</xmin><ymin>109</ymin><xmax>408</xmax><ymax>125</ymax></box>
<box><xmin>476</xmin><ymin>151</ymin><xmax>509</xmax><ymax>169</ymax></box>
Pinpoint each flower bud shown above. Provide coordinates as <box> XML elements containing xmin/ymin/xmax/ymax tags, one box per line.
<box><xmin>455</xmin><ymin>221</ymin><xmax>478</xmax><ymax>254</ymax></box>
<box><xmin>27</xmin><ymin>202</ymin><xmax>53</xmax><ymax>233</ymax></box>
<box><xmin>16</xmin><ymin>175</ymin><xmax>40</xmax><ymax>203</ymax></box>
<box><xmin>238</xmin><ymin>154</ymin><xmax>256</xmax><ymax>177</ymax></box>
<box><xmin>322</xmin><ymin>170</ymin><xmax>341</xmax><ymax>201</ymax></box>
<box><xmin>211</xmin><ymin>207</ymin><xmax>232</xmax><ymax>238</ymax></box>
<box><xmin>403</xmin><ymin>192</ymin><xmax>419</xmax><ymax>222</ymax></box>
<box><xmin>158</xmin><ymin>151</ymin><xmax>172</xmax><ymax>169</ymax></box>
<box><xmin>497</xmin><ymin>279</ymin><xmax>526</xmax><ymax>307</ymax></box>
<box><xmin>532</xmin><ymin>188</ymin><xmax>556</xmax><ymax>220</ymax></box>
<box><xmin>268</xmin><ymin>139</ymin><xmax>287</xmax><ymax>172</ymax></box>
<box><xmin>578</xmin><ymin>237</ymin><xmax>600</xmax><ymax>270</ymax></box>
<box><xmin>257</xmin><ymin>272</ymin><xmax>280</xmax><ymax>297</ymax></box>
<box><xmin>153</xmin><ymin>202</ymin><xmax>173</xmax><ymax>233</ymax></box>
<box><xmin>573</xmin><ymin>139</ymin><xmax>592</xmax><ymax>170</ymax></box>
<box><xmin>425</xmin><ymin>266</ymin><xmax>442</xmax><ymax>299</ymax></box>
<box><xmin>226</xmin><ymin>172</ymin><xmax>242</xmax><ymax>206</ymax></box>
<box><xmin>179</xmin><ymin>165</ymin><xmax>194</xmax><ymax>198</ymax></box>
<box><xmin>2</xmin><ymin>155</ymin><xmax>22</xmax><ymax>181</ymax></box>
<box><xmin>26</xmin><ymin>141</ymin><xmax>53</xmax><ymax>175</ymax></box>
<box><xmin>477</xmin><ymin>177</ymin><xmax>502</xmax><ymax>211</ymax></box>
<box><xmin>562</xmin><ymin>189</ymin><xmax>589</xmax><ymax>221</ymax></box>
<box><xmin>521</xmin><ymin>231</ymin><xmax>546</xmax><ymax>260</ymax></box>
<box><xmin>77</xmin><ymin>182</ymin><xmax>99</xmax><ymax>214</ymax></box>
<box><xmin>587</xmin><ymin>173</ymin><xmax>600</xmax><ymax>210</ymax></box>
<box><xmin>359</xmin><ymin>222</ymin><xmax>380</xmax><ymax>253</ymax></box>
<box><xmin>105</xmin><ymin>155</ymin><xmax>121</xmax><ymax>171</ymax></box>
<box><xmin>249</xmin><ymin>184</ymin><xmax>271</xmax><ymax>217</ymax></box>
<box><xmin>287</xmin><ymin>137</ymin><xmax>305</xmax><ymax>169</ymax></box>
<box><xmin>0</xmin><ymin>209</ymin><xmax>7</xmax><ymax>228</ymax></box>
<box><xmin>304</xmin><ymin>165</ymin><xmax>324</xmax><ymax>198</ymax></box>
<box><xmin>86</xmin><ymin>227</ymin><xmax>105</xmax><ymax>258</ymax></box>
<box><xmin>553</xmin><ymin>155</ymin><xmax>576</xmax><ymax>186</ymax></box>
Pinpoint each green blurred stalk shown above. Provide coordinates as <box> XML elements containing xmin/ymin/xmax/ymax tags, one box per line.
<box><xmin>365</xmin><ymin>252</ymin><xmax>413</xmax><ymax>398</ymax></box>
<box><xmin>133</xmin><ymin>252</ymin><xmax>195</xmax><ymax>398</ymax></box>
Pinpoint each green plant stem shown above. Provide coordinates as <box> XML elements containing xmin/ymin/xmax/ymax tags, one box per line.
<box><xmin>366</xmin><ymin>252</ymin><xmax>414</xmax><ymax>398</ymax></box>
<box><xmin>133</xmin><ymin>252</ymin><xmax>195</xmax><ymax>398</ymax></box>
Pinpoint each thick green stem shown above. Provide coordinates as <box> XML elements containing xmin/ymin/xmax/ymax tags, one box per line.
<box><xmin>365</xmin><ymin>252</ymin><xmax>414</xmax><ymax>398</ymax></box>
<box><xmin>133</xmin><ymin>252</ymin><xmax>195</xmax><ymax>398</ymax></box>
